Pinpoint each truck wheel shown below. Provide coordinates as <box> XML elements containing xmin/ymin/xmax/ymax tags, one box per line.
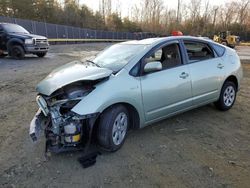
<box><xmin>221</xmin><ymin>41</ymin><xmax>228</xmax><ymax>46</ymax></box>
<box><xmin>214</xmin><ymin>81</ymin><xmax>237</xmax><ymax>111</ymax></box>
<box><xmin>97</xmin><ymin>105</ymin><xmax>129</xmax><ymax>152</ymax></box>
<box><xmin>10</xmin><ymin>45</ymin><xmax>25</xmax><ymax>59</ymax></box>
<box><xmin>36</xmin><ymin>52</ymin><xmax>47</xmax><ymax>58</ymax></box>
<box><xmin>0</xmin><ymin>50</ymin><xmax>7</xmax><ymax>58</ymax></box>
<box><xmin>0</xmin><ymin>54</ymin><xmax>7</xmax><ymax>58</ymax></box>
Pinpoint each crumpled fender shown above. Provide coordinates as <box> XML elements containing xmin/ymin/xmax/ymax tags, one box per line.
<box><xmin>71</xmin><ymin>69</ymin><xmax>145</xmax><ymax>127</ymax></box>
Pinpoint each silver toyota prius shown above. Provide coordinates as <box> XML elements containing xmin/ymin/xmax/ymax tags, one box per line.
<box><xmin>30</xmin><ymin>36</ymin><xmax>243</xmax><ymax>153</ymax></box>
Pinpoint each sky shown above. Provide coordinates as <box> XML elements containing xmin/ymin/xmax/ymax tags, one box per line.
<box><xmin>80</xmin><ymin>0</ymin><xmax>229</xmax><ymax>17</ymax></box>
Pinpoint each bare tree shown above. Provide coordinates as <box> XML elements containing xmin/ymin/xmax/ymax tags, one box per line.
<box><xmin>177</xmin><ymin>0</ymin><xmax>181</xmax><ymax>23</ymax></box>
<box><xmin>188</xmin><ymin>0</ymin><xmax>202</xmax><ymax>22</ymax></box>
<box><xmin>212</xmin><ymin>6</ymin><xmax>219</xmax><ymax>29</ymax></box>
<box><xmin>99</xmin><ymin>0</ymin><xmax>112</xmax><ymax>21</ymax></box>
<box><xmin>238</xmin><ymin>0</ymin><xmax>250</xmax><ymax>25</ymax></box>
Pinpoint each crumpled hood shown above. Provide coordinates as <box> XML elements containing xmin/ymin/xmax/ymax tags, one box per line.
<box><xmin>36</xmin><ymin>61</ymin><xmax>113</xmax><ymax>96</ymax></box>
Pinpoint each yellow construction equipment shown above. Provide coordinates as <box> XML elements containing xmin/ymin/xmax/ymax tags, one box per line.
<box><xmin>213</xmin><ymin>31</ymin><xmax>240</xmax><ymax>48</ymax></box>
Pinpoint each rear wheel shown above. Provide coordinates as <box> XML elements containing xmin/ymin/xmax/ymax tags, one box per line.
<box><xmin>10</xmin><ymin>45</ymin><xmax>25</xmax><ymax>59</ymax></box>
<box><xmin>97</xmin><ymin>105</ymin><xmax>129</xmax><ymax>152</ymax></box>
<box><xmin>215</xmin><ymin>81</ymin><xmax>237</xmax><ymax>111</ymax></box>
<box><xmin>36</xmin><ymin>52</ymin><xmax>47</xmax><ymax>58</ymax></box>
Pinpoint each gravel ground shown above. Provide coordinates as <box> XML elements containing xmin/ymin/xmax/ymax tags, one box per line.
<box><xmin>235</xmin><ymin>46</ymin><xmax>250</xmax><ymax>60</ymax></box>
<box><xmin>0</xmin><ymin>43</ymin><xmax>250</xmax><ymax>188</ymax></box>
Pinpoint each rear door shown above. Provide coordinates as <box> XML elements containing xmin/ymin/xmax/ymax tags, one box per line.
<box><xmin>182</xmin><ymin>40</ymin><xmax>224</xmax><ymax>105</ymax></box>
<box><xmin>140</xmin><ymin>41</ymin><xmax>192</xmax><ymax>122</ymax></box>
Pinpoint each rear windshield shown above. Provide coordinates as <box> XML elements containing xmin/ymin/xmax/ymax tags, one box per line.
<box><xmin>2</xmin><ymin>24</ymin><xmax>29</xmax><ymax>34</ymax></box>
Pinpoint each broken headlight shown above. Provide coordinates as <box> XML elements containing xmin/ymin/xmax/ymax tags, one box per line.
<box><xmin>36</xmin><ymin>95</ymin><xmax>49</xmax><ymax>116</ymax></box>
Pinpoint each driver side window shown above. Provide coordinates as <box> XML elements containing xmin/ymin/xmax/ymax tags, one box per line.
<box><xmin>145</xmin><ymin>49</ymin><xmax>162</xmax><ymax>63</ymax></box>
<box><xmin>144</xmin><ymin>43</ymin><xmax>182</xmax><ymax>70</ymax></box>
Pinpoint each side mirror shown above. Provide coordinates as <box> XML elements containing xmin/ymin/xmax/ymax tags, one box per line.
<box><xmin>144</xmin><ymin>61</ymin><xmax>162</xmax><ymax>73</ymax></box>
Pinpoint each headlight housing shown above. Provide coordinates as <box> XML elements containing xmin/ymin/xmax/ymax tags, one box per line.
<box><xmin>25</xmin><ymin>38</ymin><xmax>33</xmax><ymax>44</ymax></box>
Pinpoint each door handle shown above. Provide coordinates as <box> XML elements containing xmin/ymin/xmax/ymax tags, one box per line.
<box><xmin>179</xmin><ymin>72</ymin><xmax>189</xmax><ymax>79</ymax></box>
<box><xmin>217</xmin><ymin>63</ymin><xmax>224</xmax><ymax>69</ymax></box>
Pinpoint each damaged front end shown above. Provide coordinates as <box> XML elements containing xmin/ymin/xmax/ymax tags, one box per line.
<box><xmin>30</xmin><ymin>81</ymin><xmax>100</xmax><ymax>153</ymax></box>
<box><xmin>29</xmin><ymin>61</ymin><xmax>113</xmax><ymax>154</ymax></box>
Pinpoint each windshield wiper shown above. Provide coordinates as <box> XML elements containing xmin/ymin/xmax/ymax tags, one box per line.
<box><xmin>86</xmin><ymin>60</ymin><xmax>100</xmax><ymax>67</ymax></box>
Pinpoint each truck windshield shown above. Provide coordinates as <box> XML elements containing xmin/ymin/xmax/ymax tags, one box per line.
<box><xmin>2</xmin><ymin>24</ymin><xmax>29</xmax><ymax>34</ymax></box>
<box><xmin>93</xmin><ymin>44</ymin><xmax>148</xmax><ymax>72</ymax></box>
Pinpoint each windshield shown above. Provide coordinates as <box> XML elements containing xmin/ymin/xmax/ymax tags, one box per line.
<box><xmin>2</xmin><ymin>24</ymin><xmax>29</xmax><ymax>34</ymax></box>
<box><xmin>93</xmin><ymin>44</ymin><xmax>148</xmax><ymax>72</ymax></box>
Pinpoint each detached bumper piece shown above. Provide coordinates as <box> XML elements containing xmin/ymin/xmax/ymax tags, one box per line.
<box><xmin>78</xmin><ymin>151</ymin><xmax>101</xmax><ymax>168</ymax></box>
<box><xmin>77</xmin><ymin>115</ymin><xmax>101</xmax><ymax>168</ymax></box>
<box><xmin>29</xmin><ymin>109</ymin><xmax>49</xmax><ymax>141</ymax></box>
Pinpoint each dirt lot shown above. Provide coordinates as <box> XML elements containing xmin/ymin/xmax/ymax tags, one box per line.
<box><xmin>0</xmin><ymin>44</ymin><xmax>250</xmax><ymax>188</ymax></box>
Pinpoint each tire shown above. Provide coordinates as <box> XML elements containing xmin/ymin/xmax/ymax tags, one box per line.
<box><xmin>10</xmin><ymin>45</ymin><xmax>25</xmax><ymax>59</ymax></box>
<box><xmin>0</xmin><ymin>53</ymin><xmax>7</xmax><ymax>58</ymax></box>
<box><xmin>97</xmin><ymin>105</ymin><xmax>129</xmax><ymax>152</ymax></box>
<box><xmin>36</xmin><ymin>52</ymin><xmax>47</xmax><ymax>58</ymax></box>
<box><xmin>221</xmin><ymin>41</ymin><xmax>228</xmax><ymax>46</ymax></box>
<box><xmin>214</xmin><ymin>81</ymin><xmax>237</xmax><ymax>111</ymax></box>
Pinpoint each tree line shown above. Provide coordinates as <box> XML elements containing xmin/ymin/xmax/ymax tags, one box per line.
<box><xmin>0</xmin><ymin>0</ymin><xmax>249</xmax><ymax>38</ymax></box>
<box><xmin>131</xmin><ymin>0</ymin><xmax>250</xmax><ymax>37</ymax></box>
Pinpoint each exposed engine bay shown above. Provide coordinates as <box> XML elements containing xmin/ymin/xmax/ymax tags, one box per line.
<box><xmin>30</xmin><ymin>81</ymin><xmax>100</xmax><ymax>153</ymax></box>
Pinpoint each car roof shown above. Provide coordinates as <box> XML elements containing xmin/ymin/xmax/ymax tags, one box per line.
<box><xmin>122</xmin><ymin>38</ymin><xmax>163</xmax><ymax>45</ymax></box>
<box><xmin>121</xmin><ymin>36</ymin><xmax>213</xmax><ymax>46</ymax></box>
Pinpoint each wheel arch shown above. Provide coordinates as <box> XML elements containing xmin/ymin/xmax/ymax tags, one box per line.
<box><xmin>98</xmin><ymin>102</ymin><xmax>141</xmax><ymax>130</ymax></box>
<box><xmin>224</xmin><ymin>75</ymin><xmax>238</xmax><ymax>91</ymax></box>
<box><xmin>7</xmin><ymin>38</ymin><xmax>25</xmax><ymax>52</ymax></box>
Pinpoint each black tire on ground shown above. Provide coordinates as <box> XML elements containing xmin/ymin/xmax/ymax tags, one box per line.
<box><xmin>36</xmin><ymin>52</ymin><xmax>47</xmax><ymax>58</ymax></box>
<box><xmin>97</xmin><ymin>105</ymin><xmax>129</xmax><ymax>152</ymax></box>
<box><xmin>0</xmin><ymin>53</ymin><xmax>7</xmax><ymax>58</ymax></box>
<box><xmin>221</xmin><ymin>41</ymin><xmax>228</xmax><ymax>46</ymax></box>
<box><xmin>10</xmin><ymin>45</ymin><xmax>25</xmax><ymax>59</ymax></box>
<box><xmin>214</xmin><ymin>81</ymin><xmax>237</xmax><ymax>111</ymax></box>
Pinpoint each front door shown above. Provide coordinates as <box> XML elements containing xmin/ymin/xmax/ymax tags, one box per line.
<box><xmin>140</xmin><ymin>42</ymin><xmax>192</xmax><ymax>122</ymax></box>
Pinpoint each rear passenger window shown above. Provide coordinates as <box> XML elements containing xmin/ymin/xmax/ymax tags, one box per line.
<box><xmin>184</xmin><ymin>41</ymin><xmax>214</xmax><ymax>63</ymax></box>
<box><xmin>211</xmin><ymin>43</ymin><xmax>225</xmax><ymax>57</ymax></box>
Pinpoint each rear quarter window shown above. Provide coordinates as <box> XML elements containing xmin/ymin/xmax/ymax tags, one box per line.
<box><xmin>211</xmin><ymin>43</ymin><xmax>225</xmax><ymax>57</ymax></box>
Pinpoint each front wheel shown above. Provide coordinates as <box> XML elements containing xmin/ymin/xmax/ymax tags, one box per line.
<box><xmin>97</xmin><ymin>105</ymin><xmax>129</xmax><ymax>152</ymax></box>
<box><xmin>10</xmin><ymin>45</ymin><xmax>25</xmax><ymax>59</ymax></box>
<box><xmin>214</xmin><ymin>81</ymin><xmax>237</xmax><ymax>111</ymax></box>
<box><xmin>0</xmin><ymin>51</ymin><xmax>7</xmax><ymax>58</ymax></box>
<box><xmin>36</xmin><ymin>52</ymin><xmax>47</xmax><ymax>58</ymax></box>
